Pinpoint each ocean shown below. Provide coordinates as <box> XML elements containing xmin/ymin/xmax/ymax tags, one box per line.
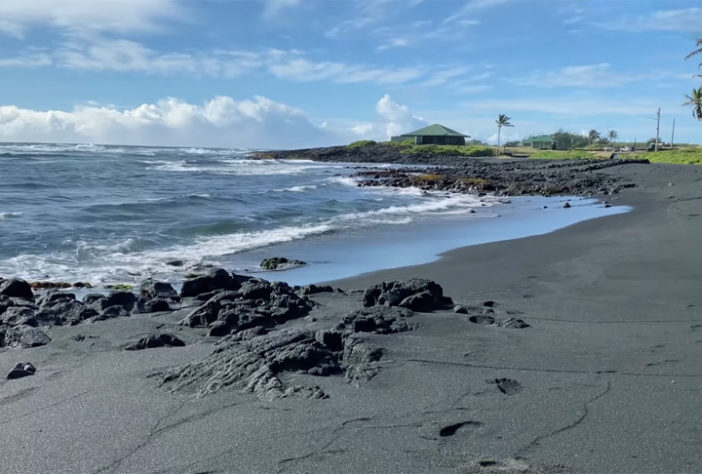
<box><xmin>0</xmin><ymin>143</ymin><xmax>628</xmax><ymax>288</ymax></box>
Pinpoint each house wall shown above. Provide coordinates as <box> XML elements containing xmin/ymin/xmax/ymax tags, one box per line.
<box><xmin>417</xmin><ymin>136</ymin><xmax>465</xmax><ymax>145</ymax></box>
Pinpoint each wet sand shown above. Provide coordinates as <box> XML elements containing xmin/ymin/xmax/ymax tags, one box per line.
<box><xmin>1</xmin><ymin>162</ymin><xmax>701</xmax><ymax>473</ymax></box>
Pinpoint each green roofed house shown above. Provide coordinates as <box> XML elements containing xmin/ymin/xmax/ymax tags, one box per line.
<box><xmin>391</xmin><ymin>124</ymin><xmax>469</xmax><ymax>146</ymax></box>
<box><xmin>525</xmin><ymin>135</ymin><xmax>555</xmax><ymax>150</ymax></box>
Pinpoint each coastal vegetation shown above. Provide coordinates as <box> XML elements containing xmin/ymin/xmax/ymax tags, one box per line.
<box><xmin>495</xmin><ymin>114</ymin><xmax>514</xmax><ymax>152</ymax></box>
<box><xmin>682</xmin><ymin>88</ymin><xmax>702</xmax><ymax>120</ymax></box>
<box><xmin>530</xmin><ymin>150</ymin><xmax>597</xmax><ymax>160</ymax></box>
<box><xmin>608</xmin><ymin>130</ymin><xmax>618</xmax><ymax>149</ymax></box>
<box><xmin>399</xmin><ymin>144</ymin><xmax>493</xmax><ymax>156</ymax></box>
<box><xmin>684</xmin><ymin>38</ymin><xmax>702</xmax><ymax>120</ymax></box>
<box><xmin>633</xmin><ymin>146</ymin><xmax>702</xmax><ymax>165</ymax></box>
<box><xmin>347</xmin><ymin>140</ymin><xmax>378</xmax><ymax>149</ymax></box>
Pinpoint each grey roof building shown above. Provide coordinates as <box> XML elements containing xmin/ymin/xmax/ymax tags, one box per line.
<box><xmin>391</xmin><ymin>124</ymin><xmax>469</xmax><ymax>146</ymax></box>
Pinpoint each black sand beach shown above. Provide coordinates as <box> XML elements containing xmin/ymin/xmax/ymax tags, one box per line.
<box><xmin>1</xmin><ymin>160</ymin><xmax>701</xmax><ymax>473</ymax></box>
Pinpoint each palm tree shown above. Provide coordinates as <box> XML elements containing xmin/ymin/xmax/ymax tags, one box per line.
<box><xmin>495</xmin><ymin>114</ymin><xmax>514</xmax><ymax>153</ymax></box>
<box><xmin>686</xmin><ymin>38</ymin><xmax>702</xmax><ymax>65</ymax></box>
<box><xmin>588</xmin><ymin>129</ymin><xmax>600</xmax><ymax>145</ymax></box>
<box><xmin>683</xmin><ymin>87</ymin><xmax>702</xmax><ymax>120</ymax></box>
<box><xmin>608</xmin><ymin>130</ymin><xmax>618</xmax><ymax>150</ymax></box>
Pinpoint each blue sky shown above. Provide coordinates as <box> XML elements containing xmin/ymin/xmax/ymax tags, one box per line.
<box><xmin>0</xmin><ymin>0</ymin><xmax>700</xmax><ymax>148</ymax></box>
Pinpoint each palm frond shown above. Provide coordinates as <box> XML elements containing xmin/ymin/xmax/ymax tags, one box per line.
<box><xmin>686</xmin><ymin>38</ymin><xmax>702</xmax><ymax>59</ymax></box>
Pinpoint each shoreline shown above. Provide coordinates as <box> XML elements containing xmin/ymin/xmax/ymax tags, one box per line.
<box><xmin>239</xmin><ymin>194</ymin><xmax>628</xmax><ymax>287</ymax></box>
<box><xmin>2</xmin><ymin>159</ymin><xmax>701</xmax><ymax>473</ymax></box>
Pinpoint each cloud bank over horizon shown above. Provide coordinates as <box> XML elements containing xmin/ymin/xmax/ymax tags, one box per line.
<box><xmin>0</xmin><ymin>94</ymin><xmax>430</xmax><ymax>148</ymax></box>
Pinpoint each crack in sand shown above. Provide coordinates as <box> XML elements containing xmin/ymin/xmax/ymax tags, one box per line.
<box><xmin>516</xmin><ymin>381</ymin><xmax>611</xmax><ymax>456</ymax></box>
<box><xmin>93</xmin><ymin>401</ymin><xmax>188</xmax><ymax>474</ymax></box>
<box><xmin>0</xmin><ymin>388</ymin><xmax>94</xmax><ymax>425</ymax></box>
<box><xmin>403</xmin><ymin>358</ymin><xmax>702</xmax><ymax>378</ymax></box>
<box><xmin>149</xmin><ymin>449</ymin><xmax>232</xmax><ymax>474</ymax></box>
<box><xmin>525</xmin><ymin>316</ymin><xmax>702</xmax><ymax>324</ymax></box>
<box><xmin>94</xmin><ymin>399</ymin><xmax>240</xmax><ymax>474</ymax></box>
<box><xmin>277</xmin><ymin>417</ymin><xmax>422</xmax><ymax>472</ymax></box>
<box><xmin>277</xmin><ymin>434</ymin><xmax>345</xmax><ymax>473</ymax></box>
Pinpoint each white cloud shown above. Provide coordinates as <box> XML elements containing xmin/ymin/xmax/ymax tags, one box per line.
<box><xmin>0</xmin><ymin>0</ymin><xmax>181</xmax><ymax>38</ymax></box>
<box><xmin>325</xmin><ymin>0</ymin><xmax>424</xmax><ymax>38</ymax></box>
<box><xmin>261</xmin><ymin>0</ymin><xmax>301</xmax><ymax>19</ymax></box>
<box><xmin>349</xmin><ymin>94</ymin><xmax>427</xmax><ymax>140</ymax></box>
<box><xmin>516</xmin><ymin>63</ymin><xmax>669</xmax><ymax>88</ymax></box>
<box><xmin>597</xmin><ymin>8</ymin><xmax>702</xmax><ymax>33</ymax></box>
<box><xmin>3</xmin><ymin>37</ymin><xmax>433</xmax><ymax>86</ymax></box>
<box><xmin>421</xmin><ymin>66</ymin><xmax>473</xmax><ymax>87</ymax></box>
<box><xmin>377</xmin><ymin>37</ymin><xmax>409</xmax><ymax>51</ymax></box>
<box><xmin>269</xmin><ymin>58</ymin><xmax>424</xmax><ymax>84</ymax></box>
<box><xmin>442</xmin><ymin>0</ymin><xmax>514</xmax><ymax>25</ymax></box>
<box><xmin>0</xmin><ymin>96</ymin><xmax>338</xmax><ymax>149</ymax></box>
<box><xmin>464</xmin><ymin>97</ymin><xmax>662</xmax><ymax>117</ymax></box>
<box><xmin>0</xmin><ymin>52</ymin><xmax>52</xmax><ymax>68</ymax></box>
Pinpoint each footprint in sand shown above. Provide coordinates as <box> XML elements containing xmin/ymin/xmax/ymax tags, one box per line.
<box><xmin>439</xmin><ymin>420</ymin><xmax>483</xmax><ymax>437</ymax></box>
<box><xmin>490</xmin><ymin>378</ymin><xmax>522</xmax><ymax>395</ymax></box>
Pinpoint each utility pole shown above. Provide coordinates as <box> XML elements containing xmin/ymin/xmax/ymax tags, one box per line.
<box><xmin>655</xmin><ymin>107</ymin><xmax>661</xmax><ymax>151</ymax></box>
<box><xmin>671</xmin><ymin>119</ymin><xmax>675</xmax><ymax>148</ymax></box>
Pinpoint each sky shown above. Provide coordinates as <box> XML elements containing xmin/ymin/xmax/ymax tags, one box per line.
<box><xmin>0</xmin><ymin>0</ymin><xmax>700</xmax><ymax>148</ymax></box>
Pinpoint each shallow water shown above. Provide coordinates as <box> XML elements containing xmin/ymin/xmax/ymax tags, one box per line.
<box><xmin>0</xmin><ymin>142</ymin><xmax>627</xmax><ymax>288</ymax></box>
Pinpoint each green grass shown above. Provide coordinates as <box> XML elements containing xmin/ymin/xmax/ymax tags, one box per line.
<box><xmin>400</xmin><ymin>144</ymin><xmax>494</xmax><ymax>157</ymax></box>
<box><xmin>633</xmin><ymin>147</ymin><xmax>702</xmax><ymax>165</ymax></box>
<box><xmin>530</xmin><ymin>150</ymin><xmax>598</xmax><ymax>159</ymax></box>
<box><xmin>347</xmin><ymin>140</ymin><xmax>377</xmax><ymax>149</ymax></box>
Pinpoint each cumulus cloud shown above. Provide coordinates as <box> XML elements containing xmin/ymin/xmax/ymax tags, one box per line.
<box><xmin>0</xmin><ymin>96</ymin><xmax>339</xmax><ymax>149</ymax></box>
<box><xmin>349</xmin><ymin>94</ymin><xmax>427</xmax><ymax>140</ymax></box>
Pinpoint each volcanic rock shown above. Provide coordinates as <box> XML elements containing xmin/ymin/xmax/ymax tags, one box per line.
<box><xmin>125</xmin><ymin>333</ymin><xmax>186</xmax><ymax>351</ymax></box>
<box><xmin>1</xmin><ymin>307</ymin><xmax>37</xmax><ymax>327</ymax></box>
<box><xmin>180</xmin><ymin>280</ymin><xmax>313</xmax><ymax>336</ymax></box>
<box><xmin>140</xmin><ymin>280</ymin><xmax>179</xmax><ymax>300</ymax></box>
<box><xmin>342</xmin><ymin>306</ymin><xmax>415</xmax><ymax>334</ymax></box>
<box><xmin>161</xmin><ymin>329</ymin><xmax>340</xmax><ymax>400</ymax></box>
<box><xmin>363</xmin><ymin>278</ymin><xmax>453</xmax><ymax>311</ymax></box>
<box><xmin>260</xmin><ymin>257</ymin><xmax>306</xmax><ymax>270</ymax></box>
<box><xmin>0</xmin><ymin>278</ymin><xmax>34</xmax><ymax>300</ymax></box>
<box><xmin>1</xmin><ymin>325</ymin><xmax>51</xmax><ymax>348</ymax></box>
<box><xmin>7</xmin><ymin>362</ymin><xmax>36</xmax><ymax>380</ymax></box>
<box><xmin>180</xmin><ymin>268</ymin><xmax>244</xmax><ymax>298</ymax></box>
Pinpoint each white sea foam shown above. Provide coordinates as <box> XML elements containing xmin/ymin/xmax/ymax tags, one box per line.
<box><xmin>0</xmin><ymin>211</ymin><xmax>23</xmax><ymax>220</ymax></box>
<box><xmin>274</xmin><ymin>185</ymin><xmax>318</xmax><ymax>193</ymax></box>
<box><xmin>327</xmin><ymin>176</ymin><xmax>359</xmax><ymax>187</ymax></box>
<box><xmin>149</xmin><ymin>157</ymin><xmax>330</xmax><ymax>176</ymax></box>
<box><xmin>0</xmin><ymin>191</ymin><xmax>492</xmax><ymax>285</ymax></box>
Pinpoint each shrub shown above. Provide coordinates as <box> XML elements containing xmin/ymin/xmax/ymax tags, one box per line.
<box><xmin>400</xmin><ymin>145</ymin><xmax>494</xmax><ymax>157</ymax></box>
<box><xmin>411</xmin><ymin>174</ymin><xmax>445</xmax><ymax>185</ymax></box>
<box><xmin>458</xmin><ymin>177</ymin><xmax>491</xmax><ymax>186</ymax></box>
<box><xmin>531</xmin><ymin>150</ymin><xmax>597</xmax><ymax>160</ymax></box>
<box><xmin>347</xmin><ymin>140</ymin><xmax>377</xmax><ymax>149</ymax></box>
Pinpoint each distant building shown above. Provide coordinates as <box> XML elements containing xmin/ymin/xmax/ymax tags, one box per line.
<box><xmin>525</xmin><ymin>135</ymin><xmax>555</xmax><ymax>149</ymax></box>
<box><xmin>391</xmin><ymin>124</ymin><xmax>469</xmax><ymax>146</ymax></box>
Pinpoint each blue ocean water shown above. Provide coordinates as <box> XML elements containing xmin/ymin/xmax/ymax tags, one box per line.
<box><xmin>0</xmin><ymin>143</ymin><xmax>628</xmax><ymax>287</ymax></box>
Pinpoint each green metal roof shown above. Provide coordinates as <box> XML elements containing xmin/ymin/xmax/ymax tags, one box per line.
<box><xmin>527</xmin><ymin>135</ymin><xmax>554</xmax><ymax>143</ymax></box>
<box><xmin>400</xmin><ymin>123</ymin><xmax>468</xmax><ymax>137</ymax></box>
